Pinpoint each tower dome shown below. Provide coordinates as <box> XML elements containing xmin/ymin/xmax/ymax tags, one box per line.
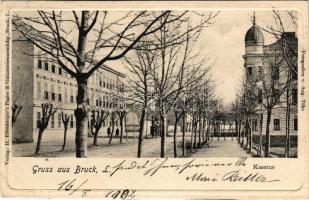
<box><xmin>245</xmin><ymin>14</ymin><xmax>264</xmax><ymax>46</ymax></box>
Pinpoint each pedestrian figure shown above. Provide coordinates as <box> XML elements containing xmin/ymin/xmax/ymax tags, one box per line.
<box><xmin>107</xmin><ymin>127</ymin><xmax>111</xmax><ymax>137</ymax></box>
<box><xmin>115</xmin><ymin>128</ymin><xmax>119</xmax><ymax>138</ymax></box>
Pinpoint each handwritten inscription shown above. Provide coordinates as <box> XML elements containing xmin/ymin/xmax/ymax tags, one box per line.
<box><xmin>58</xmin><ymin>179</ymin><xmax>91</xmax><ymax>196</ymax></box>
<box><xmin>32</xmin><ymin>157</ymin><xmax>281</xmax><ymax>196</ymax></box>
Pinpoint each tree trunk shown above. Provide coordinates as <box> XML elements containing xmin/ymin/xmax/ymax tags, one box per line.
<box><xmin>223</xmin><ymin>122</ymin><xmax>226</xmax><ymax>141</ymax></box>
<box><xmin>35</xmin><ymin>129</ymin><xmax>44</xmax><ymax>154</ymax></box>
<box><xmin>119</xmin><ymin>117</ymin><xmax>124</xmax><ymax>144</ymax></box>
<box><xmin>285</xmin><ymin>93</ymin><xmax>291</xmax><ymax>158</ymax></box>
<box><xmin>198</xmin><ymin>117</ymin><xmax>201</xmax><ymax>148</ymax></box>
<box><xmin>190</xmin><ymin>121</ymin><xmax>194</xmax><ymax>152</ymax></box>
<box><xmin>108</xmin><ymin>120</ymin><xmax>115</xmax><ymax>144</ymax></box>
<box><xmin>137</xmin><ymin>109</ymin><xmax>146</xmax><ymax>158</ymax></box>
<box><xmin>160</xmin><ymin>112</ymin><xmax>167</xmax><ymax>158</ymax></box>
<box><xmin>62</xmin><ymin>125</ymin><xmax>68</xmax><ymax>151</ymax></box>
<box><xmin>93</xmin><ymin>128</ymin><xmax>99</xmax><ymax>146</ymax></box>
<box><xmin>74</xmin><ymin>77</ymin><xmax>89</xmax><ymax>158</ymax></box>
<box><xmin>202</xmin><ymin>117</ymin><xmax>206</xmax><ymax>145</ymax></box>
<box><xmin>182</xmin><ymin>113</ymin><xmax>186</xmax><ymax>157</ymax></box>
<box><xmin>259</xmin><ymin>112</ymin><xmax>263</xmax><ymax>157</ymax></box>
<box><xmin>248</xmin><ymin>117</ymin><xmax>252</xmax><ymax>153</ymax></box>
<box><xmin>125</xmin><ymin>116</ymin><xmax>128</xmax><ymax>141</ymax></box>
<box><xmin>237</xmin><ymin>120</ymin><xmax>241</xmax><ymax>144</ymax></box>
<box><xmin>241</xmin><ymin>122</ymin><xmax>244</xmax><ymax>146</ymax></box>
<box><xmin>217</xmin><ymin>122</ymin><xmax>220</xmax><ymax>141</ymax></box>
<box><xmin>265</xmin><ymin>109</ymin><xmax>272</xmax><ymax>157</ymax></box>
<box><xmin>245</xmin><ymin>117</ymin><xmax>250</xmax><ymax>150</ymax></box>
<box><xmin>193</xmin><ymin>120</ymin><xmax>197</xmax><ymax>149</ymax></box>
<box><xmin>173</xmin><ymin>117</ymin><xmax>178</xmax><ymax>158</ymax></box>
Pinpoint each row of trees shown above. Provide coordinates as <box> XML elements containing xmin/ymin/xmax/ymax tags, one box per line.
<box><xmin>230</xmin><ymin>10</ymin><xmax>298</xmax><ymax>158</ymax></box>
<box><xmin>12</xmin><ymin>10</ymin><xmax>219</xmax><ymax>157</ymax></box>
<box><xmin>123</xmin><ymin>11</ymin><xmax>221</xmax><ymax>157</ymax></box>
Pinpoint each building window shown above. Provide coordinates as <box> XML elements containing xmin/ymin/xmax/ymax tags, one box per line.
<box><xmin>44</xmin><ymin>91</ymin><xmax>49</xmax><ymax>100</ymax></box>
<box><xmin>37</xmin><ymin>81</ymin><xmax>41</xmax><ymax>100</ymax></box>
<box><xmin>292</xmin><ymin>88</ymin><xmax>297</xmax><ymax>105</ymax></box>
<box><xmin>107</xmin><ymin>82</ymin><xmax>109</xmax><ymax>89</ymax></box>
<box><xmin>274</xmin><ymin>119</ymin><xmax>280</xmax><ymax>131</ymax></box>
<box><xmin>44</xmin><ymin>62</ymin><xmax>49</xmax><ymax>71</ymax></box>
<box><xmin>58</xmin><ymin>94</ymin><xmax>62</xmax><ymax>102</ymax></box>
<box><xmin>51</xmin><ymin>114</ymin><xmax>55</xmax><ymax>128</ymax></box>
<box><xmin>70</xmin><ymin>89</ymin><xmax>74</xmax><ymax>103</ymax></box>
<box><xmin>38</xmin><ymin>60</ymin><xmax>42</xmax><ymax>69</ymax></box>
<box><xmin>58</xmin><ymin>67</ymin><xmax>62</xmax><ymax>75</ymax></box>
<box><xmin>294</xmin><ymin>118</ymin><xmax>298</xmax><ymax>131</ymax></box>
<box><xmin>51</xmin><ymin>85</ymin><xmax>55</xmax><ymax>101</ymax></box>
<box><xmin>51</xmin><ymin>93</ymin><xmax>55</xmax><ymax>101</ymax></box>
<box><xmin>103</xmin><ymin>81</ymin><xmax>106</xmax><ymax>88</ymax></box>
<box><xmin>252</xmin><ymin>119</ymin><xmax>258</xmax><ymax>131</ymax></box>
<box><xmin>70</xmin><ymin>114</ymin><xmax>74</xmax><ymax>128</ymax></box>
<box><xmin>52</xmin><ymin>65</ymin><xmax>56</xmax><ymax>73</ymax></box>
<box><xmin>99</xmin><ymin>78</ymin><xmax>102</xmax><ymax>87</ymax></box>
<box><xmin>58</xmin><ymin>113</ymin><xmax>61</xmax><ymax>128</ymax></box>
<box><xmin>37</xmin><ymin>112</ymin><xmax>41</xmax><ymax>128</ymax></box>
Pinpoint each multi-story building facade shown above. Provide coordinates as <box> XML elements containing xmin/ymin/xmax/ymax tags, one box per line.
<box><xmin>12</xmin><ymin>31</ymin><xmax>126</xmax><ymax>143</ymax></box>
<box><xmin>243</xmin><ymin>15</ymin><xmax>298</xmax><ymax>146</ymax></box>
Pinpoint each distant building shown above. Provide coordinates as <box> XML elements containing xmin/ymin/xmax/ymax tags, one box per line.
<box><xmin>243</xmin><ymin>15</ymin><xmax>298</xmax><ymax>145</ymax></box>
<box><xmin>12</xmin><ymin>30</ymin><xmax>126</xmax><ymax>143</ymax></box>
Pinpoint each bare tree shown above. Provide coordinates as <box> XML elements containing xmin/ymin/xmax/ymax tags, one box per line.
<box><xmin>35</xmin><ymin>103</ymin><xmax>57</xmax><ymax>155</ymax></box>
<box><xmin>13</xmin><ymin>10</ymin><xmax>195</xmax><ymax>157</ymax></box>
<box><xmin>91</xmin><ymin>108</ymin><xmax>109</xmax><ymax>146</ymax></box>
<box><xmin>150</xmin><ymin>13</ymin><xmax>220</xmax><ymax>157</ymax></box>
<box><xmin>61</xmin><ymin>112</ymin><xmax>70</xmax><ymax>151</ymax></box>
<box><xmin>124</xmin><ymin>41</ymin><xmax>157</xmax><ymax>157</ymax></box>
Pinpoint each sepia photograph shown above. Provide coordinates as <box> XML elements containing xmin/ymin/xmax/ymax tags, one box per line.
<box><xmin>1</xmin><ymin>1</ymin><xmax>308</xmax><ymax>199</ymax></box>
<box><xmin>10</xmin><ymin>9</ymin><xmax>299</xmax><ymax>159</ymax></box>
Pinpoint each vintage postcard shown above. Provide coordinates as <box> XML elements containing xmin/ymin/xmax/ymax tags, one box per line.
<box><xmin>0</xmin><ymin>1</ymin><xmax>308</xmax><ymax>199</ymax></box>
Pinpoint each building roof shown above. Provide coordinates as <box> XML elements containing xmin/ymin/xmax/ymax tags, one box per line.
<box><xmin>245</xmin><ymin>15</ymin><xmax>264</xmax><ymax>46</ymax></box>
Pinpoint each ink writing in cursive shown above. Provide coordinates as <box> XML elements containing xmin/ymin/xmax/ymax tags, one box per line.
<box><xmin>222</xmin><ymin>169</ymin><xmax>280</xmax><ymax>183</ymax></box>
<box><xmin>58</xmin><ymin>179</ymin><xmax>91</xmax><ymax>196</ymax></box>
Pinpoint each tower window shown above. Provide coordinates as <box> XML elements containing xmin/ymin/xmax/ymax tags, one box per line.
<box><xmin>58</xmin><ymin>67</ymin><xmax>62</xmax><ymax>75</ymax></box>
<box><xmin>38</xmin><ymin>60</ymin><xmax>42</xmax><ymax>69</ymax></box>
<box><xmin>294</xmin><ymin>118</ymin><xmax>298</xmax><ymax>131</ymax></box>
<box><xmin>44</xmin><ymin>62</ymin><xmax>49</xmax><ymax>71</ymax></box>
<box><xmin>52</xmin><ymin>65</ymin><xmax>56</xmax><ymax>73</ymax></box>
<box><xmin>274</xmin><ymin>119</ymin><xmax>280</xmax><ymax>131</ymax></box>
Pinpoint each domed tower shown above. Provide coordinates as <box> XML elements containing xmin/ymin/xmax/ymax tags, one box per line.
<box><xmin>243</xmin><ymin>13</ymin><xmax>264</xmax><ymax>79</ymax></box>
<box><xmin>245</xmin><ymin>13</ymin><xmax>264</xmax><ymax>54</ymax></box>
